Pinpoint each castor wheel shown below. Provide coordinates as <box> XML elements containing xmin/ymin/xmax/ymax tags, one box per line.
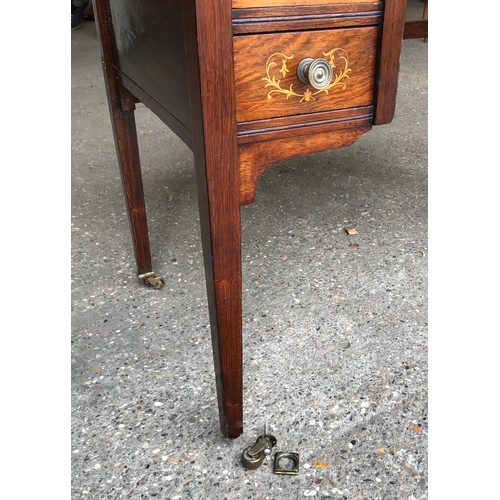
<box><xmin>138</xmin><ymin>272</ymin><xmax>165</xmax><ymax>289</ymax></box>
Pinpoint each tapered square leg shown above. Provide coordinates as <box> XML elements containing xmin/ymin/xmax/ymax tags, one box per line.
<box><xmin>109</xmin><ymin>106</ymin><xmax>153</xmax><ymax>278</ymax></box>
<box><xmin>184</xmin><ymin>0</ymin><xmax>243</xmax><ymax>438</ymax></box>
<box><xmin>93</xmin><ymin>0</ymin><xmax>158</xmax><ymax>284</ymax></box>
<box><xmin>194</xmin><ymin>165</ymin><xmax>243</xmax><ymax>439</ymax></box>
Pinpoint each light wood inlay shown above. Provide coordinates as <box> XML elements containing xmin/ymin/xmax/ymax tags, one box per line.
<box><xmin>233</xmin><ymin>27</ymin><xmax>377</xmax><ymax>123</ymax></box>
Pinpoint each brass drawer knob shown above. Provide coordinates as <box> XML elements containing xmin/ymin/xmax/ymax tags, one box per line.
<box><xmin>297</xmin><ymin>57</ymin><xmax>333</xmax><ymax>90</ymax></box>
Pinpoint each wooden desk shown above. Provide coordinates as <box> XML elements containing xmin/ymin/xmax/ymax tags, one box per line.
<box><xmin>93</xmin><ymin>0</ymin><xmax>407</xmax><ymax>439</ymax></box>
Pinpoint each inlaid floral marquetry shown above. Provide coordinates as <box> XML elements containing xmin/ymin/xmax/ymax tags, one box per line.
<box><xmin>262</xmin><ymin>48</ymin><xmax>351</xmax><ymax>103</ymax></box>
<box><xmin>233</xmin><ymin>27</ymin><xmax>377</xmax><ymax>123</ymax></box>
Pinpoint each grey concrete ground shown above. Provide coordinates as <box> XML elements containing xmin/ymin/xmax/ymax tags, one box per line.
<box><xmin>71</xmin><ymin>17</ymin><xmax>427</xmax><ymax>500</ymax></box>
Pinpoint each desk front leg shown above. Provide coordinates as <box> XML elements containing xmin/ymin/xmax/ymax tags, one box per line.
<box><xmin>194</xmin><ymin>156</ymin><xmax>243</xmax><ymax>439</ymax></box>
<box><xmin>184</xmin><ymin>0</ymin><xmax>243</xmax><ymax>438</ymax></box>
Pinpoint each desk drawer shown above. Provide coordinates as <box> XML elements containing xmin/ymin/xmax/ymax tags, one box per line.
<box><xmin>233</xmin><ymin>26</ymin><xmax>377</xmax><ymax>123</ymax></box>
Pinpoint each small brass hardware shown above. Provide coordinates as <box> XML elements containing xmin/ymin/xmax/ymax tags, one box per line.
<box><xmin>138</xmin><ymin>272</ymin><xmax>165</xmax><ymax>289</ymax></box>
<box><xmin>241</xmin><ymin>422</ymin><xmax>277</xmax><ymax>470</ymax></box>
<box><xmin>273</xmin><ymin>451</ymin><xmax>300</xmax><ymax>475</ymax></box>
<box><xmin>297</xmin><ymin>57</ymin><xmax>333</xmax><ymax>90</ymax></box>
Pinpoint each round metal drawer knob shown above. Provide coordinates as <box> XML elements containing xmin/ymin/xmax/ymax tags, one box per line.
<box><xmin>297</xmin><ymin>57</ymin><xmax>333</xmax><ymax>90</ymax></box>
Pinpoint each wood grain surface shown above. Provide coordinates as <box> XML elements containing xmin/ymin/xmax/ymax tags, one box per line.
<box><xmin>93</xmin><ymin>0</ymin><xmax>153</xmax><ymax>277</ymax></box>
<box><xmin>233</xmin><ymin>7</ymin><xmax>382</xmax><ymax>35</ymax></box>
<box><xmin>373</xmin><ymin>0</ymin><xmax>407</xmax><ymax>124</ymax></box>
<box><xmin>239</xmin><ymin>124</ymin><xmax>371</xmax><ymax>204</ymax></box>
<box><xmin>237</xmin><ymin>105</ymin><xmax>373</xmax><ymax>142</ymax></box>
<box><xmin>183</xmin><ymin>0</ymin><xmax>243</xmax><ymax>439</ymax></box>
<box><xmin>232</xmin><ymin>2</ymin><xmax>382</xmax><ymax>34</ymax></box>
<box><xmin>233</xmin><ymin>27</ymin><xmax>378</xmax><ymax>123</ymax></box>
<box><xmin>234</xmin><ymin>1</ymin><xmax>382</xmax><ymax>16</ymax></box>
<box><xmin>403</xmin><ymin>19</ymin><xmax>427</xmax><ymax>40</ymax></box>
<box><xmin>233</xmin><ymin>0</ymin><xmax>379</xmax><ymax>7</ymax></box>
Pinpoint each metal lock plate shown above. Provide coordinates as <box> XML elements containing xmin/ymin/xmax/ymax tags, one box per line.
<box><xmin>273</xmin><ymin>451</ymin><xmax>300</xmax><ymax>475</ymax></box>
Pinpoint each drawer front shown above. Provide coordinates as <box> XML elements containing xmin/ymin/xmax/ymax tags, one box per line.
<box><xmin>233</xmin><ymin>27</ymin><xmax>378</xmax><ymax>123</ymax></box>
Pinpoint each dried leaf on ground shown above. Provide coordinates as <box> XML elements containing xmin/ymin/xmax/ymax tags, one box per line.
<box><xmin>408</xmin><ymin>425</ymin><xmax>421</xmax><ymax>434</ymax></box>
<box><xmin>168</xmin><ymin>457</ymin><xmax>180</xmax><ymax>465</ymax></box>
<box><xmin>349</xmin><ymin>242</ymin><xmax>359</xmax><ymax>247</ymax></box>
<box><xmin>312</xmin><ymin>460</ymin><xmax>330</xmax><ymax>469</ymax></box>
<box><xmin>344</xmin><ymin>227</ymin><xmax>358</xmax><ymax>235</ymax></box>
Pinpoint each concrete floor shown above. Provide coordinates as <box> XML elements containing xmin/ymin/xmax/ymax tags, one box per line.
<box><xmin>71</xmin><ymin>15</ymin><xmax>428</xmax><ymax>500</ymax></box>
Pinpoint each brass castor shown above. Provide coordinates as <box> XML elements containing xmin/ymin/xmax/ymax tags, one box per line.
<box><xmin>241</xmin><ymin>434</ymin><xmax>277</xmax><ymax>470</ymax></box>
<box><xmin>138</xmin><ymin>272</ymin><xmax>165</xmax><ymax>289</ymax></box>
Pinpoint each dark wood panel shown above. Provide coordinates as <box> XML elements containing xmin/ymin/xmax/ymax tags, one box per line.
<box><xmin>108</xmin><ymin>0</ymin><xmax>192</xmax><ymax>130</ymax></box>
<box><xmin>233</xmin><ymin>27</ymin><xmax>378</xmax><ymax>123</ymax></box>
<box><xmin>403</xmin><ymin>20</ymin><xmax>427</xmax><ymax>39</ymax></box>
<box><xmin>121</xmin><ymin>75</ymin><xmax>192</xmax><ymax>148</ymax></box>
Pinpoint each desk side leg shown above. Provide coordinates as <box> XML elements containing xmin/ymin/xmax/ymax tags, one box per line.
<box><xmin>93</xmin><ymin>0</ymin><xmax>156</xmax><ymax>281</ymax></box>
<box><xmin>184</xmin><ymin>0</ymin><xmax>243</xmax><ymax>439</ymax></box>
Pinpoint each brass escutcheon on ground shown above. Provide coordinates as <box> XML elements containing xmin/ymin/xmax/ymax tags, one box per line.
<box><xmin>273</xmin><ymin>451</ymin><xmax>300</xmax><ymax>475</ymax></box>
